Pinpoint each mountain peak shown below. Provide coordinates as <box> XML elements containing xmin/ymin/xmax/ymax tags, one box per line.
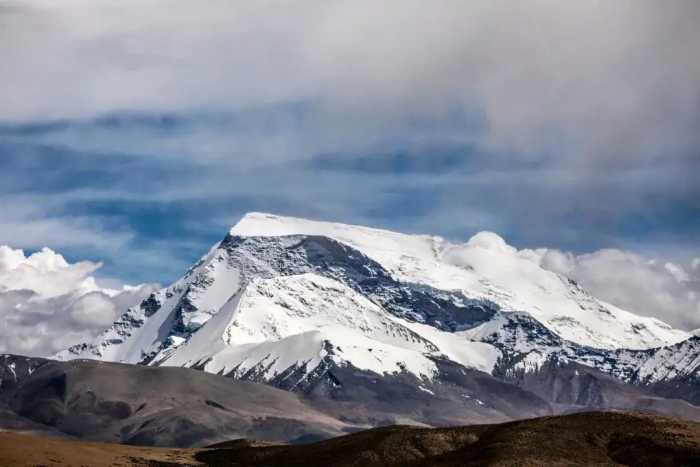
<box><xmin>60</xmin><ymin>213</ymin><xmax>693</xmax><ymax>402</ymax></box>
<box><xmin>230</xmin><ymin>211</ymin><xmax>337</xmax><ymax>236</ymax></box>
<box><xmin>229</xmin><ymin>212</ymin><xmax>285</xmax><ymax>234</ymax></box>
<box><xmin>230</xmin><ymin>212</ymin><xmax>436</xmax><ymax>244</ymax></box>
<box><xmin>227</xmin><ymin>213</ymin><xmax>687</xmax><ymax>350</ymax></box>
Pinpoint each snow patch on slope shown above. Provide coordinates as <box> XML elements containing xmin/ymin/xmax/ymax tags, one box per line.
<box><xmin>400</xmin><ymin>320</ymin><xmax>500</xmax><ymax>373</ymax></box>
<box><xmin>160</xmin><ymin>274</ymin><xmax>445</xmax><ymax>381</ymax></box>
<box><xmin>56</xmin><ymin>244</ymin><xmax>244</xmax><ymax>363</ymax></box>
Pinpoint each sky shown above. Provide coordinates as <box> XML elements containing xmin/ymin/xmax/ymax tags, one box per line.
<box><xmin>0</xmin><ymin>0</ymin><xmax>699</xmax><ymax>354</ymax></box>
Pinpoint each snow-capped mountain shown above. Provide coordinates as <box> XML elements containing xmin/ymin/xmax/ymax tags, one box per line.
<box><xmin>57</xmin><ymin>213</ymin><xmax>699</xmax><ymax>404</ymax></box>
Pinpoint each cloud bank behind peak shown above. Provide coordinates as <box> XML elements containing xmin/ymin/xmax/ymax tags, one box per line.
<box><xmin>0</xmin><ymin>245</ymin><xmax>156</xmax><ymax>356</ymax></box>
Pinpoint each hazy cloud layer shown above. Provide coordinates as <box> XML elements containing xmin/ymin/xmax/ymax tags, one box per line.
<box><xmin>1</xmin><ymin>1</ymin><xmax>697</xmax><ymax>234</ymax></box>
<box><xmin>1</xmin><ymin>0</ymin><xmax>698</xmax><ymax>165</ymax></box>
<box><xmin>530</xmin><ymin>248</ymin><xmax>700</xmax><ymax>331</ymax></box>
<box><xmin>441</xmin><ymin>233</ymin><xmax>700</xmax><ymax>331</ymax></box>
<box><xmin>0</xmin><ymin>245</ymin><xmax>156</xmax><ymax>356</ymax></box>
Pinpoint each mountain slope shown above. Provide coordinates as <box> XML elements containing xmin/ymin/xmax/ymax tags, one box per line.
<box><xmin>0</xmin><ymin>355</ymin><xmax>348</xmax><ymax>446</ymax></box>
<box><xmin>230</xmin><ymin>213</ymin><xmax>687</xmax><ymax>350</ymax></box>
<box><xmin>56</xmin><ymin>213</ymin><xmax>700</xmax><ymax>414</ymax></box>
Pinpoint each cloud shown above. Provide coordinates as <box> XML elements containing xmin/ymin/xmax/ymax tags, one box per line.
<box><xmin>0</xmin><ymin>1</ymin><xmax>696</xmax><ymax>253</ymax></box>
<box><xmin>530</xmin><ymin>247</ymin><xmax>700</xmax><ymax>331</ymax></box>
<box><xmin>1</xmin><ymin>1</ymin><xmax>698</xmax><ymax>167</ymax></box>
<box><xmin>68</xmin><ymin>292</ymin><xmax>117</xmax><ymax>327</ymax></box>
<box><xmin>440</xmin><ymin>231</ymin><xmax>700</xmax><ymax>331</ymax></box>
<box><xmin>0</xmin><ymin>245</ymin><xmax>99</xmax><ymax>297</ymax></box>
<box><xmin>0</xmin><ymin>191</ymin><xmax>134</xmax><ymax>254</ymax></box>
<box><xmin>0</xmin><ymin>245</ymin><xmax>157</xmax><ymax>357</ymax></box>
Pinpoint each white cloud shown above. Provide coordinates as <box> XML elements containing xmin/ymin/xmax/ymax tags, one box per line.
<box><xmin>0</xmin><ymin>245</ymin><xmax>157</xmax><ymax>357</ymax></box>
<box><xmin>69</xmin><ymin>292</ymin><xmax>118</xmax><ymax>327</ymax></box>
<box><xmin>442</xmin><ymin>232</ymin><xmax>700</xmax><ymax>331</ymax></box>
<box><xmin>1</xmin><ymin>0</ymin><xmax>698</xmax><ymax>169</ymax></box>
<box><xmin>532</xmin><ymin>248</ymin><xmax>700</xmax><ymax>331</ymax></box>
<box><xmin>0</xmin><ymin>0</ymin><xmax>696</xmax><ymax>264</ymax></box>
<box><xmin>0</xmin><ymin>195</ymin><xmax>133</xmax><ymax>253</ymax></box>
<box><xmin>0</xmin><ymin>245</ymin><xmax>100</xmax><ymax>297</ymax></box>
<box><xmin>665</xmin><ymin>262</ymin><xmax>691</xmax><ymax>283</ymax></box>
